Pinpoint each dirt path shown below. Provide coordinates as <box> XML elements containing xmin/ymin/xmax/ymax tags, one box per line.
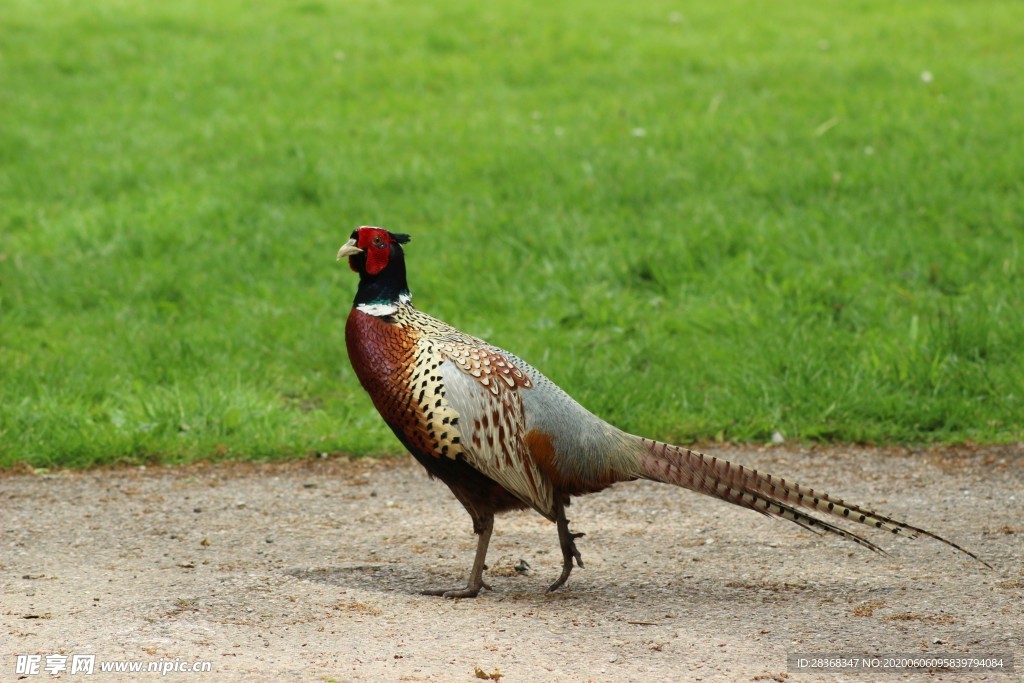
<box><xmin>3</xmin><ymin>446</ymin><xmax>1022</xmax><ymax>681</ymax></box>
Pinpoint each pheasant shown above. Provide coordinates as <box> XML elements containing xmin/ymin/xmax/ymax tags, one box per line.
<box><xmin>338</xmin><ymin>226</ymin><xmax>988</xmax><ymax>598</ymax></box>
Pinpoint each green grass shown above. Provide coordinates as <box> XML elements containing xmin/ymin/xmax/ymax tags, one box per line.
<box><xmin>1</xmin><ymin>0</ymin><xmax>1022</xmax><ymax>468</ymax></box>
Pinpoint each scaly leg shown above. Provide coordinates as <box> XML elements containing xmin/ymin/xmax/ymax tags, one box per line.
<box><xmin>422</xmin><ymin>512</ymin><xmax>494</xmax><ymax>598</ymax></box>
<box><xmin>548</xmin><ymin>499</ymin><xmax>585</xmax><ymax>592</ymax></box>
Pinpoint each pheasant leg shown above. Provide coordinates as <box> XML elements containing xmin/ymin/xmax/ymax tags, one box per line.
<box><xmin>422</xmin><ymin>512</ymin><xmax>494</xmax><ymax>598</ymax></box>
<box><xmin>548</xmin><ymin>500</ymin><xmax>585</xmax><ymax>592</ymax></box>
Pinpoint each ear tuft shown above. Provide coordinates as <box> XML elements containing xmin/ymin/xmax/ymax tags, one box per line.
<box><xmin>390</xmin><ymin>232</ymin><xmax>411</xmax><ymax>244</ymax></box>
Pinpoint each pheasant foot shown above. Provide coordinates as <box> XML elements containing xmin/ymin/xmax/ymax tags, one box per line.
<box><xmin>423</xmin><ymin>511</ymin><xmax>494</xmax><ymax>599</ymax></box>
<box><xmin>421</xmin><ymin>578</ymin><xmax>493</xmax><ymax>599</ymax></box>
<box><xmin>548</xmin><ymin>499</ymin><xmax>585</xmax><ymax>592</ymax></box>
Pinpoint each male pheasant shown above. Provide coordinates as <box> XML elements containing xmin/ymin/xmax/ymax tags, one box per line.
<box><xmin>338</xmin><ymin>226</ymin><xmax>987</xmax><ymax>598</ymax></box>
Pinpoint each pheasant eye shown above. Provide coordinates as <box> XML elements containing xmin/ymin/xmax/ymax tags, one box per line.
<box><xmin>372</xmin><ymin>235</ymin><xmax>385</xmax><ymax>247</ymax></box>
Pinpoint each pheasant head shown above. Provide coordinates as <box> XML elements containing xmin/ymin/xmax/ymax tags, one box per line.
<box><xmin>337</xmin><ymin>226</ymin><xmax>412</xmax><ymax>315</ymax></box>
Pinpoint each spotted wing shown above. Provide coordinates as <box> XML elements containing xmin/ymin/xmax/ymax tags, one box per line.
<box><xmin>430</xmin><ymin>340</ymin><xmax>555</xmax><ymax>518</ymax></box>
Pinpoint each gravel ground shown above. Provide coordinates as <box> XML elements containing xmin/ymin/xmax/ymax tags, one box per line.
<box><xmin>3</xmin><ymin>446</ymin><xmax>1022</xmax><ymax>682</ymax></box>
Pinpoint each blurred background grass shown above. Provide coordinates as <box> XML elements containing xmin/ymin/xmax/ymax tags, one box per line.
<box><xmin>1</xmin><ymin>0</ymin><xmax>1022</xmax><ymax>468</ymax></box>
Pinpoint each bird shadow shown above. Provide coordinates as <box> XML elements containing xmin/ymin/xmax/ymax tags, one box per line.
<box><xmin>284</xmin><ymin>561</ymin><xmax>880</xmax><ymax>618</ymax></box>
<box><xmin>286</xmin><ymin>561</ymin><xmax>554</xmax><ymax>598</ymax></box>
<box><xmin>287</xmin><ymin>563</ymin><xmax>425</xmax><ymax>593</ymax></box>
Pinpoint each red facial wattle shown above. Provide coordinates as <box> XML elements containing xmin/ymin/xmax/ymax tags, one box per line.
<box><xmin>354</xmin><ymin>227</ymin><xmax>392</xmax><ymax>275</ymax></box>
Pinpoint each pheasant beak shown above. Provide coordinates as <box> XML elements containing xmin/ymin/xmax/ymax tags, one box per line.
<box><xmin>336</xmin><ymin>238</ymin><xmax>363</xmax><ymax>261</ymax></box>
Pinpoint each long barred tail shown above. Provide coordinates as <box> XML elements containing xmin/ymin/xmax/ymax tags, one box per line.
<box><xmin>636</xmin><ymin>438</ymin><xmax>991</xmax><ymax>568</ymax></box>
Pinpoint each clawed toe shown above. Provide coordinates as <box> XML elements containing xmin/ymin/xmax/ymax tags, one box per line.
<box><xmin>421</xmin><ymin>580</ymin><xmax>491</xmax><ymax>599</ymax></box>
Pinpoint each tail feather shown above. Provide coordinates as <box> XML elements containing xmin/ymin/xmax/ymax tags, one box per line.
<box><xmin>715</xmin><ymin>475</ymin><xmax>890</xmax><ymax>555</ymax></box>
<box><xmin>637</xmin><ymin>438</ymin><xmax>990</xmax><ymax>568</ymax></box>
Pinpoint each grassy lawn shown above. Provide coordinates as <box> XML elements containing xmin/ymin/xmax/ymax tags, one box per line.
<box><xmin>1</xmin><ymin>0</ymin><xmax>1022</xmax><ymax>468</ymax></box>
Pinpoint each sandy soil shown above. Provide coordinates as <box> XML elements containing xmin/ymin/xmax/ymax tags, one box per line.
<box><xmin>3</xmin><ymin>445</ymin><xmax>1022</xmax><ymax>682</ymax></box>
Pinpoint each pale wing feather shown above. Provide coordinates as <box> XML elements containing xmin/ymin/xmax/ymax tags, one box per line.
<box><xmin>439</xmin><ymin>359</ymin><xmax>555</xmax><ymax>517</ymax></box>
